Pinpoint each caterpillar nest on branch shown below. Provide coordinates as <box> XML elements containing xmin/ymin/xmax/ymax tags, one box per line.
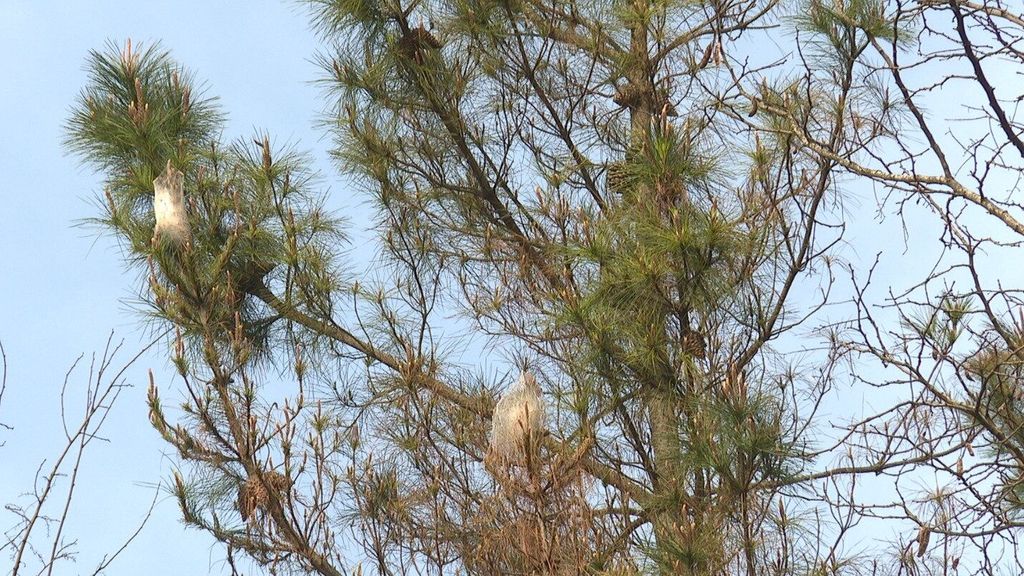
<box><xmin>152</xmin><ymin>160</ymin><xmax>191</xmax><ymax>245</ymax></box>
<box><xmin>488</xmin><ymin>371</ymin><xmax>545</xmax><ymax>467</ymax></box>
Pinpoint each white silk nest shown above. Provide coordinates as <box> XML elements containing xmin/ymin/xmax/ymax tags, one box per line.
<box><xmin>153</xmin><ymin>160</ymin><xmax>191</xmax><ymax>245</ymax></box>
<box><xmin>488</xmin><ymin>371</ymin><xmax>545</xmax><ymax>465</ymax></box>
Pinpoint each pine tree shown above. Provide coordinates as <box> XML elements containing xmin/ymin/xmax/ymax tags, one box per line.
<box><xmin>63</xmin><ymin>0</ymin><xmax>1024</xmax><ymax>574</ymax></box>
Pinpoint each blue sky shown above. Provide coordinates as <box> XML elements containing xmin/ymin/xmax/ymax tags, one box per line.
<box><xmin>0</xmin><ymin>2</ymin><xmax>351</xmax><ymax>574</ymax></box>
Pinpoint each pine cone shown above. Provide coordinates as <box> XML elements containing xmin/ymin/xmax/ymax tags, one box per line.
<box><xmin>605</xmin><ymin>161</ymin><xmax>630</xmax><ymax>194</ymax></box>
<box><xmin>398</xmin><ymin>25</ymin><xmax>441</xmax><ymax>64</ymax></box>
<box><xmin>238</xmin><ymin>470</ymin><xmax>291</xmax><ymax>522</ymax></box>
<box><xmin>681</xmin><ymin>330</ymin><xmax>707</xmax><ymax>360</ymax></box>
<box><xmin>613</xmin><ymin>82</ymin><xmax>647</xmax><ymax>109</ymax></box>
